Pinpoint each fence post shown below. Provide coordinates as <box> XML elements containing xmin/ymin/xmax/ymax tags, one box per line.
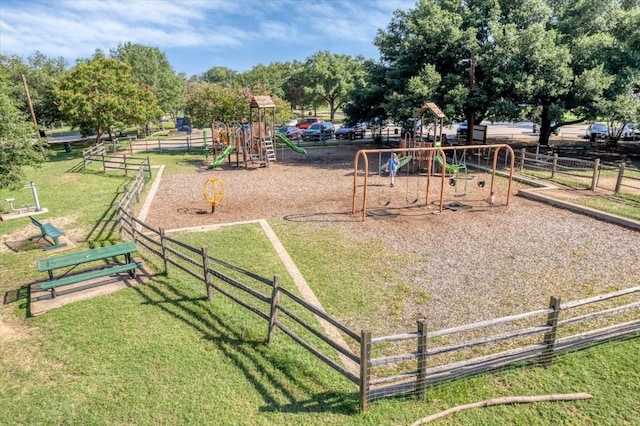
<box><xmin>147</xmin><ymin>155</ymin><xmax>152</xmax><ymax>179</ymax></box>
<box><xmin>124</xmin><ymin>155</ymin><xmax>128</xmax><ymax>176</ymax></box>
<box><xmin>267</xmin><ymin>275</ymin><xmax>281</xmax><ymax>344</ymax></box>
<box><xmin>591</xmin><ymin>158</ymin><xmax>600</xmax><ymax>191</ymax></box>
<box><xmin>416</xmin><ymin>320</ymin><xmax>428</xmax><ymax>399</ymax></box>
<box><xmin>551</xmin><ymin>153</ymin><xmax>558</xmax><ymax>178</ymax></box>
<box><xmin>130</xmin><ymin>205</ymin><xmax>137</xmax><ymax>241</ymax></box>
<box><xmin>520</xmin><ymin>148</ymin><xmax>526</xmax><ymax>171</ymax></box>
<box><xmin>116</xmin><ymin>202</ymin><xmax>124</xmax><ymax>241</ymax></box>
<box><xmin>101</xmin><ymin>151</ymin><xmax>106</xmax><ymax>173</ymax></box>
<box><xmin>614</xmin><ymin>162</ymin><xmax>625</xmax><ymax>193</ymax></box>
<box><xmin>359</xmin><ymin>330</ymin><xmax>372</xmax><ymax>412</ymax></box>
<box><xmin>540</xmin><ymin>296</ymin><xmax>561</xmax><ymax>367</ymax></box>
<box><xmin>160</xmin><ymin>228</ymin><xmax>169</xmax><ymax>274</ymax></box>
<box><xmin>201</xmin><ymin>246</ymin><xmax>213</xmax><ymax>300</ymax></box>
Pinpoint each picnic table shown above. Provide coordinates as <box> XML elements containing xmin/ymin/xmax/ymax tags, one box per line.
<box><xmin>37</xmin><ymin>241</ymin><xmax>142</xmax><ymax>298</ymax></box>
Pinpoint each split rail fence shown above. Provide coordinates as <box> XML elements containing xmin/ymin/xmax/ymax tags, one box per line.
<box><xmin>116</xmin><ymin>168</ymin><xmax>639</xmax><ymax>412</ymax></box>
<box><xmin>511</xmin><ymin>148</ymin><xmax>640</xmax><ymax>194</ymax></box>
<box><xmin>82</xmin><ymin>143</ymin><xmax>152</xmax><ymax>178</ymax></box>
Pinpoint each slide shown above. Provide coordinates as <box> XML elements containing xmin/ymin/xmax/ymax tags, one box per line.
<box><xmin>208</xmin><ymin>145</ymin><xmax>235</xmax><ymax>169</ymax></box>
<box><xmin>434</xmin><ymin>154</ymin><xmax>462</xmax><ymax>174</ymax></box>
<box><xmin>380</xmin><ymin>155</ymin><xmax>413</xmax><ymax>172</ymax></box>
<box><xmin>275</xmin><ymin>132</ymin><xmax>307</xmax><ymax>155</ymax></box>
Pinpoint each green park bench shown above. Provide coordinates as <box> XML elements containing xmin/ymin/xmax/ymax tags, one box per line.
<box><xmin>37</xmin><ymin>241</ymin><xmax>142</xmax><ymax>298</ymax></box>
<box><xmin>29</xmin><ymin>215</ymin><xmax>67</xmax><ymax>251</ymax></box>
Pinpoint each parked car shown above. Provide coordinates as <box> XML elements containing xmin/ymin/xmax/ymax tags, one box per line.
<box><xmin>619</xmin><ymin>124</ymin><xmax>636</xmax><ymax>139</ymax></box>
<box><xmin>302</xmin><ymin>122</ymin><xmax>334</xmax><ymax>141</ymax></box>
<box><xmin>296</xmin><ymin>117</ymin><xmax>323</xmax><ymax>129</ymax></box>
<box><xmin>335</xmin><ymin>121</ymin><xmax>366</xmax><ymax>140</ymax></box>
<box><xmin>456</xmin><ymin>121</ymin><xmax>468</xmax><ymax>138</ymax></box>
<box><xmin>276</xmin><ymin>126</ymin><xmax>304</xmax><ymax>140</ymax></box>
<box><xmin>533</xmin><ymin>122</ymin><xmax>559</xmax><ymax>135</ymax></box>
<box><xmin>286</xmin><ymin>118</ymin><xmax>299</xmax><ymax>127</ymax></box>
<box><xmin>586</xmin><ymin>123</ymin><xmax>608</xmax><ymax>139</ymax></box>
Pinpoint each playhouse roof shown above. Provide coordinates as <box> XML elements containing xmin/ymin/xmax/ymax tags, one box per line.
<box><xmin>413</xmin><ymin>102</ymin><xmax>446</xmax><ymax>119</ymax></box>
<box><xmin>250</xmin><ymin>96</ymin><xmax>276</xmax><ymax>109</ymax></box>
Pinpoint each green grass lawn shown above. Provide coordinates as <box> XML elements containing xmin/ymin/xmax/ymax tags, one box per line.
<box><xmin>1</xmin><ymin>148</ymin><xmax>638</xmax><ymax>425</ymax></box>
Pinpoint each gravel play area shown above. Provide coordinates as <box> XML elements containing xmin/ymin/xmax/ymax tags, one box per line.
<box><xmin>143</xmin><ymin>145</ymin><xmax>640</xmax><ymax>331</ymax></box>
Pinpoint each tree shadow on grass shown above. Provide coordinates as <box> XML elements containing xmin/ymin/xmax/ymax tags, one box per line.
<box><xmin>134</xmin><ymin>277</ymin><xmax>358</xmax><ymax>416</ymax></box>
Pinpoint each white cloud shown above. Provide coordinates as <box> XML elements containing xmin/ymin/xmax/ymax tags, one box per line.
<box><xmin>0</xmin><ymin>0</ymin><xmax>416</xmax><ymax>73</ymax></box>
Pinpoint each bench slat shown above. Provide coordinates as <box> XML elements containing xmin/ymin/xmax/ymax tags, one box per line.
<box><xmin>37</xmin><ymin>242</ymin><xmax>137</xmax><ymax>272</ymax></box>
<box><xmin>40</xmin><ymin>262</ymin><xmax>143</xmax><ymax>290</ymax></box>
<box><xmin>41</xmin><ymin>224</ymin><xmax>64</xmax><ymax>237</ymax></box>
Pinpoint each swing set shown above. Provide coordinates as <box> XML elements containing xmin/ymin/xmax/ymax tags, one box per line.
<box><xmin>351</xmin><ymin>144</ymin><xmax>515</xmax><ymax>221</ymax></box>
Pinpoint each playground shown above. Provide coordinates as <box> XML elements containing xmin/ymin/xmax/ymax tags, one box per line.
<box><xmin>142</xmin><ymin>143</ymin><xmax>640</xmax><ymax>331</ymax></box>
<box><xmin>145</xmin><ymin>144</ymin><xmax>518</xmax><ymax>229</ymax></box>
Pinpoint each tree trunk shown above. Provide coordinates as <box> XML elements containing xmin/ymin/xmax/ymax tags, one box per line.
<box><xmin>538</xmin><ymin>106</ymin><xmax>552</xmax><ymax>146</ymax></box>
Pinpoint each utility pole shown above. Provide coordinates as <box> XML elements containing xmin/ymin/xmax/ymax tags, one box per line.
<box><xmin>22</xmin><ymin>74</ymin><xmax>46</xmax><ymax>144</ymax></box>
<box><xmin>466</xmin><ymin>57</ymin><xmax>476</xmax><ymax>146</ymax></box>
<box><xmin>22</xmin><ymin>74</ymin><xmax>38</xmax><ymax>128</ymax></box>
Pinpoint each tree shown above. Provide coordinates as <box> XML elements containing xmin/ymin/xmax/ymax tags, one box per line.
<box><xmin>371</xmin><ymin>0</ymin><xmax>640</xmax><ymax>145</ymax></box>
<box><xmin>110</xmin><ymin>43</ymin><xmax>184</xmax><ymax>116</ymax></box>
<box><xmin>0</xmin><ymin>52</ymin><xmax>67</xmax><ymax>129</ymax></box>
<box><xmin>201</xmin><ymin>66</ymin><xmax>238</xmax><ymax>86</ymax></box>
<box><xmin>55</xmin><ymin>57</ymin><xmax>162</xmax><ymax>143</ymax></box>
<box><xmin>343</xmin><ymin>60</ymin><xmax>389</xmax><ymax>123</ymax></box>
<box><xmin>0</xmin><ymin>75</ymin><xmax>47</xmax><ymax>190</ymax></box>
<box><xmin>302</xmin><ymin>51</ymin><xmax>367</xmax><ymax>120</ymax></box>
<box><xmin>184</xmin><ymin>82</ymin><xmax>247</xmax><ymax>127</ymax></box>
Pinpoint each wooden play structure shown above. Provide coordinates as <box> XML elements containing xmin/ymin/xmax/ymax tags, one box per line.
<box><xmin>352</xmin><ymin>144</ymin><xmax>515</xmax><ymax>221</ymax></box>
<box><xmin>400</xmin><ymin>102</ymin><xmax>447</xmax><ymax>156</ymax></box>
<box><xmin>208</xmin><ymin>96</ymin><xmax>277</xmax><ymax>169</ymax></box>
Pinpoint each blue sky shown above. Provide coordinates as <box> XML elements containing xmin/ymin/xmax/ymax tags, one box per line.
<box><xmin>0</xmin><ymin>0</ymin><xmax>416</xmax><ymax>77</ymax></box>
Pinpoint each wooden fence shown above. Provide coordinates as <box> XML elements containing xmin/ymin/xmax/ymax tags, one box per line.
<box><xmin>129</xmin><ymin>134</ymin><xmax>210</xmax><ymax>154</ymax></box>
<box><xmin>116</xmin><ymin>179</ymin><xmax>639</xmax><ymax>412</ymax></box>
<box><xmin>83</xmin><ymin>142</ymin><xmax>152</xmax><ymax>178</ymax></box>
<box><xmin>513</xmin><ymin>148</ymin><xmax>640</xmax><ymax>194</ymax></box>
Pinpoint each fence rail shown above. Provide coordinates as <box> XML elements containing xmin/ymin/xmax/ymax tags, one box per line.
<box><xmin>511</xmin><ymin>148</ymin><xmax>640</xmax><ymax>195</ymax></box>
<box><xmin>83</xmin><ymin>142</ymin><xmax>152</xmax><ymax>178</ymax></box>
<box><xmin>115</xmin><ymin>174</ymin><xmax>639</xmax><ymax>412</ymax></box>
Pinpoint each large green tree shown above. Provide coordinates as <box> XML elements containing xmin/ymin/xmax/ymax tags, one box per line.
<box><xmin>184</xmin><ymin>82</ymin><xmax>248</xmax><ymax>127</ymax></box>
<box><xmin>55</xmin><ymin>56</ymin><xmax>162</xmax><ymax>143</ymax></box>
<box><xmin>302</xmin><ymin>51</ymin><xmax>368</xmax><ymax>120</ymax></box>
<box><xmin>371</xmin><ymin>0</ymin><xmax>639</xmax><ymax>145</ymax></box>
<box><xmin>201</xmin><ymin>66</ymin><xmax>238</xmax><ymax>86</ymax></box>
<box><xmin>110</xmin><ymin>43</ymin><xmax>184</xmax><ymax>116</ymax></box>
<box><xmin>0</xmin><ymin>74</ymin><xmax>47</xmax><ymax>190</ymax></box>
<box><xmin>0</xmin><ymin>51</ymin><xmax>67</xmax><ymax>130</ymax></box>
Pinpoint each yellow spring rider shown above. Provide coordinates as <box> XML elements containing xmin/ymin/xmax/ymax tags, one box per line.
<box><xmin>202</xmin><ymin>178</ymin><xmax>225</xmax><ymax>213</ymax></box>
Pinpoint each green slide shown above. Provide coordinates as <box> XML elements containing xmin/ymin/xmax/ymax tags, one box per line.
<box><xmin>381</xmin><ymin>155</ymin><xmax>413</xmax><ymax>172</ymax></box>
<box><xmin>434</xmin><ymin>154</ymin><xmax>463</xmax><ymax>174</ymax></box>
<box><xmin>275</xmin><ymin>133</ymin><xmax>307</xmax><ymax>155</ymax></box>
<box><xmin>208</xmin><ymin>145</ymin><xmax>235</xmax><ymax>169</ymax></box>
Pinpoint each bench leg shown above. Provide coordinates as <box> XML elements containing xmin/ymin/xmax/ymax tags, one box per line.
<box><xmin>43</xmin><ymin>236</ymin><xmax>67</xmax><ymax>251</ymax></box>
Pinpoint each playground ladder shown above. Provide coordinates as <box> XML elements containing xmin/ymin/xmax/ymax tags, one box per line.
<box><xmin>263</xmin><ymin>139</ymin><xmax>276</xmax><ymax>163</ymax></box>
